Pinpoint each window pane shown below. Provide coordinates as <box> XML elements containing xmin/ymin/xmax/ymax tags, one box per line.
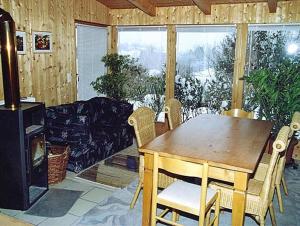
<box><xmin>176</xmin><ymin>26</ymin><xmax>236</xmax><ymax>120</ymax></box>
<box><xmin>246</xmin><ymin>25</ymin><xmax>300</xmax><ymax>74</ymax></box>
<box><xmin>244</xmin><ymin>25</ymin><xmax>300</xmax><ymax>111</ymax></box>
<box><xmin>243</xmin><ymin>25</ymin><xmax>300</xmax><ymax>133</ymax></box>
<box><xmin>118</xmin><ymin>27</ymin><xmax>167</xmax><ymax>121</ymax></box>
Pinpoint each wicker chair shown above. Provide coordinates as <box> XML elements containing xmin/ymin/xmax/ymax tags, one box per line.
<box><xmin>165</xmin><ymin>98</ymin><xmax>182</xmax><ymax>130</ymax></box>
<box><xmin>128</xmin><ymin>107</ymin><xmax>174</xmax><ymax>209</ymax></box>
<box><xmin>254</xmin><ymin>111</ymin><xmax>300</xmax><ymax>213</ymax></box>
<box><xmin>151</xmin><ymin>152</ymin><xmax>220</xmax><ymax>226</ymax></box>
<box><xmin>222</xmin><ymin>108</ymin><xmax>254</xmax><ymax>119</ymax></box>
<box><xmin>210</xmin><ymin>126</ymin><xmax>290</xmax><ymax>226</ymax></box>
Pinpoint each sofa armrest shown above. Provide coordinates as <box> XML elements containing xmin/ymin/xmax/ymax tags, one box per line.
<box><xmin>116</xmin><ymin>101</ymin><xmax>134</xmax><ymax>122</ymax></box>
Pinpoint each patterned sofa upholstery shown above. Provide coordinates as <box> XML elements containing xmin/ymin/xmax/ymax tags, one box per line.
<box><xmin>45</xmin><ymin>97</ymin><xmax>133</xmax><ymax>173</ymax></box>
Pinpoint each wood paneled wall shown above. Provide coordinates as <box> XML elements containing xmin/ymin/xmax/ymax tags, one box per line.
<box><xmin>0</xmin><ymin>0</ymin><xmax>109</xmax><ymax>106</ymax></box>
<box><xmin>110</xmin><ymin>1</ymin><xmax>300</xmax><ymax>25</ymax></box>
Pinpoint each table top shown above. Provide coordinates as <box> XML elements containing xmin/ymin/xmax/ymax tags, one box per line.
<box><xmin>140</xmin><ymin>114</ymin><xmax>273</xmax><ymax>173</ymax></box>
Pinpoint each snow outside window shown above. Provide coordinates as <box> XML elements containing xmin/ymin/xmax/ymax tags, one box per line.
<box><xmin>176</xmin><ymin>25</ymin><xmax>236</xmax><ymax>120</ymax></box>
<box><xmin>118</xmin><ymin>26</ymin><xmax>167</xmax><ymax>121</ymax></box>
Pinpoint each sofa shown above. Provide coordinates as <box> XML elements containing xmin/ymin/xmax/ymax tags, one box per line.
<box><xmin>45</xmin><ymin>97</ymin><xmax>133</xmax><ymax>173</ymax></box>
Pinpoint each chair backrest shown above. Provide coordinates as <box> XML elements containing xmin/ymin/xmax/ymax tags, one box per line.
<box><xmin>165</xmin><ymin>98</ymin><xmax>182</xmax><ymax>130</ymax></box>
<box><xmin>128</xmin><ymin>107</ymin><xmax>156</xmax><ymax>148</ymax></box>
<box><xmin>276</xmin><ymin>111</ymin><xmax>300</xmax><ymax>186</ymax></box>
<box><xmin>152</xmin><ymin>152</ymin><xmax>209</xmax><ymax>222</ymax></box>
<box><xmin>285</xmin><ymin>111</ymin><xmax>300</xmax><ymax>150</ymax></box>
<box><xmin>260</xmin><ymin>126</ymin><xmax>290</xmax><ymax>214</ymax></box>
<box><xmin>290</xmin><ymin>111</ymin><xmax>300</xmax><ymax>132</ymax></box>
<box><xmin>222</xmin><ymin>108</ymin><xmax>254</xmax><ymax>119</ymax></box>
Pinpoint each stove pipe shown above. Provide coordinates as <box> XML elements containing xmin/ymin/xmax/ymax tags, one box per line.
<box><xmin>0</xmin><ymin>8</ymin><xmax>20</xmax><ymax>109</ymax></box>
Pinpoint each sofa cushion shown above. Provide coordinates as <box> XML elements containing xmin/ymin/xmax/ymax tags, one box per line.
<box><xmin>46</xmin><ymin>114</ymin><xmax>90</xmax><ymax>128</ymax></box>
<box><xmin>47</xmin><ymin>126</ymin><xmax>91</xmax><ymax>144</ymax></box>
<box><xmin>88</xmin><ymin>97</ymin><xmax>133</xmax><ymax>127</ymax></box>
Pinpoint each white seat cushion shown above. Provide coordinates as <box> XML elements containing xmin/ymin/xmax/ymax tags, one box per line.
<box><xmin>157</xmin><ymin>180</ymin><xmax>217</xmax><ymax>212</ymax></box>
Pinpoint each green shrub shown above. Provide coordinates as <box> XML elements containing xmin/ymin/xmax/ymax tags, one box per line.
<box><xmin>244</xmin><ymin>57</ymin><xmax>300</xmax><ymax>134</ymax></box>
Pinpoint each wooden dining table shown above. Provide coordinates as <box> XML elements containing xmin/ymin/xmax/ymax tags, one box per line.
<box><xmin>139</xmin><ymin>114</ymin><xmax>273</xmax><ymax>226</ymax></box>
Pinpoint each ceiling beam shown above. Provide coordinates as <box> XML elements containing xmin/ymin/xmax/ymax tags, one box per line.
<box><xmin>268</xmin><ymin>0</ymin><xmax>277</xmax><ymax>13</ymax></box>
<box><xmin>192</xmin><ymin>0</ymin><xmax>212</xmax><ymax>15</ymax></box>
<box><xmin>126</xmin><ymin>0</ymin><xmax>156</xmax><ymax>16</ymax></box>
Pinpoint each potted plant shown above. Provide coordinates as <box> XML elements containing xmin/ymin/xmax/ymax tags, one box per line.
<box><xmin>91</xmin><ymin>53</ymin><xmax>166</xmax><ymax>124</ymax></box>
<box><xmin>244</xmin><ymin>57</ymin><xmax>300</xmax><ymax>162</ymax></box>
<box><xmin>91</xmin><ymin>53</ymin><xmax>145</xmax><ymax>101</ymax></box>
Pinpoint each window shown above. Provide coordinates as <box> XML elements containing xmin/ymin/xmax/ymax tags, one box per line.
<box><xmin>118</xmin><ymin>26</ymin><xmax>167</xmax><ymax>121</ymax></box>
<box><xmin>176</xmin><ymin>26</ymin><xmax>236</xmax><ymax>120</ymax></box>
<box><xmin>246</xmin><ymin>24</ymin><xmax>300</xmax><ymax>74</ymax></box>
<box><xmin>244</xmin><ymin>24</ymin><xmax>300</xmax><ymax>110</ymax></box>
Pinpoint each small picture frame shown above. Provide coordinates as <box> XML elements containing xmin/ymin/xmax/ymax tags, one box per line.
<box><xmin>16</xmin><ymin>31</ymin><xmax>26</xmax><ymax>54</ymax></box>
<box><xmin>33</xmin><ymin>31</ymin><xmax>52</xmax><ymax>53</ymax></box>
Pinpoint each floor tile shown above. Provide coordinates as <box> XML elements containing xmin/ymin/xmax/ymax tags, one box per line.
<box><xmin>71</xmin><ymin>217</ymin><xmax>83</xmax><ymax>225</ymax></box>
<box><xmin>50</xmin><ymin>178</ymin><xmax>94</xmax><ymax>195</ymax></box>
<box><xmin>73</xmin><ymin>176</ymin><xmax>117</xmax><ymax>192</ymax></box>
<box><xmin>68</xmin><ymin>198</ymin><xmax>97</xmax><ymax>217</ymax></box>
<box><xmin>14</xmin><ymin>212</ymin><xmax>47</xmax><ymax>225</ymax></box>
<box><xmin>38</xmin><ymin>213</ymin><xmax>79</xmax><ymax>226</ymax></box>
<box><xmin>80</xmin><ymin>187</ymin><xmax>113</xmax><ymax>203</ymax></box>
<box><xmin>0</xmin><ymin>208</ymin><xmax>24</xmax><ymax>217</ymax></box>
<box><xmin>66</xmin><ymin>170</ymin><xmax>77</xmax><ymax>179</ymax></box>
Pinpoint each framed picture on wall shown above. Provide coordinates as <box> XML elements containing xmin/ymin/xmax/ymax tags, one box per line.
<box><xmin>33</xmin><ymin>31</ymin><xmax>52</xmax><ymax>53</ymax></box>
<box><xmin>16</xmin><ymin>31</ymin><xmax>26</xmax><ymax>54</ymax></box>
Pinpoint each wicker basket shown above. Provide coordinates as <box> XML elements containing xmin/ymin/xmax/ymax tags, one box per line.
<box><xmin>48</xmin><ymin>145</ymin><xmax>70</xmax><ymax>184</ymax></box>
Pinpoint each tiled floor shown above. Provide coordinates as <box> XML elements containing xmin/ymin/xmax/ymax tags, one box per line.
<box><xmin>0</xmin><ymin>171</ymin><xmax>117</xmax><ymax>226</ymax></box>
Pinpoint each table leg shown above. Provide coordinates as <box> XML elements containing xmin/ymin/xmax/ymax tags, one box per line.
<box><xmin>142</xmin><ymin>153</ymin><xmax>154</xmax><ymax>226</ymax></box>
<box><xmin>232</xmin><ymin>171</ymin><xmax>248</xmax><ymax>226</ymax></box>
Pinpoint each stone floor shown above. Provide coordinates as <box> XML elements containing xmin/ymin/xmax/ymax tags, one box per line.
<box><xmin>1</xmin><ymin>145</ymin><xmax>298</xmax><ymax>226</ymax></box>
<box><xmin>0</xmin><ymin>171</ymin><xmax>117</xmax><ymax>226</ymax></box>
<box><xmin>0</xmin><ymin>143</ymin><xmax>139</xmax><ymax>226</ymax></box>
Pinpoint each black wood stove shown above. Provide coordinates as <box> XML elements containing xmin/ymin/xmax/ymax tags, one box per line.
<box><xmin>0</xmin><ymin>8</ymin><xmax>48</xmax><ymax>210</ymax></box>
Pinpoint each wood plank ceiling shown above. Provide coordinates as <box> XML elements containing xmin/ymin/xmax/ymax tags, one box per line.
<box><xmin>97</xmin><ymin>0</ymin><xmax>286</xmax><ymax>16</ymax></box>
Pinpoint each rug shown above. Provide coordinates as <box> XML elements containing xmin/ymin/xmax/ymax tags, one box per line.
<box><xmin>104</xmin><ymin>154</ymin><xmax>139</xmax><ymax>172</ymax></box>
<box><xmin>75</xmin><ymin>166</ymin><xmax>300</xmax><ymax>226</ymax></box>
<box><xmin>25</xmin><ymin>188</ymin><xmax>83</xmax><ymax>217</ymax></box>
<box><xmin>76</xmin><ymin>144</ymin><xmax>139</xmax><ymax>188</ymax></box>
